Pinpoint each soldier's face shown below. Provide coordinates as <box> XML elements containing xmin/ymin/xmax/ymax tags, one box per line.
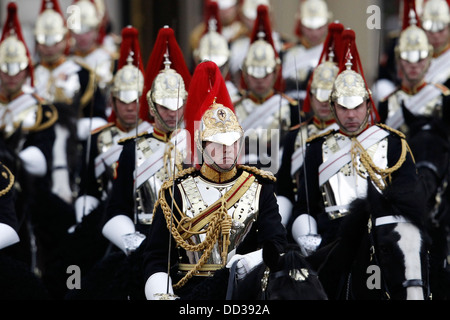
<box><xmin>150</xmin><ymin>103</ymin><xmax>184</xmax><ymax>132</ymax></box>
<box><xmin>204</xmin><ymin>141</ymin><xmax>240</xmax><ymax>170</ymax></box>
<box><xmin>334</xmin><ymin>101</ymin><xmax>369</xmax><ymax>133</ymax></box>
<box><xmin>311</xmin><ymin>95</ymin><xmax>332</xmax><ymax>120</ymax></box>
<box><xmin>399</xmin><ymin>58</ymin><xmax>429</xmax><ymax>83</ymax></box>
<box><xmin>425</xmin><ymin>25</ymin><xmax>449</xmax><ymax>52</ymax></box>
<box><xmin>246</xmin><ymin>72</ymin><xmax>276</xmax><ymax>97</ymax></box>
<box><xmin>36</xmin><ymin>38</ymin><xmax>67</xmax><ymax>63</ymax></box>
<box><xmin>0</xmin><ymin>69</ymin><xmax>28</xmax><ymax>95</ymax></box>
<box><xmin>300</xmin><ymin>24</ymin><xmax>328</xmax><ymax>47</ymax></box>
<box><xmin>113</xmin><ymin>99</ymin><xmax>138</xmax><ymax>131</ymax></box>
<box><xmin>71</xmin><ymin>29</ymin><xmax>98</xmax><ymax>53</ymax></box>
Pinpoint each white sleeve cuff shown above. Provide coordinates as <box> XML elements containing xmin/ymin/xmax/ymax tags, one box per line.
<box><xmin>19</xmin><ymin>146</ymin><xmax>47</xmax><ymax>177</ymax></box>
<box><xmin>102</xmin><ymin>214</ymin><xmax>135</xmax><ymax>253</ymax></box>
<box><xmin>0</xmin><ymin>223</ymin><xmax>20</xmax><ymax>250</ymax></box>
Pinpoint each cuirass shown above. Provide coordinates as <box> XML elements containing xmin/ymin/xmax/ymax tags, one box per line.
<box><xmin>387</xmin><ymin>89</ymin><xmax>443</xmax><ymax>134</ymax></box>
<box><xmin>0</xmin><ymin>101</ymin><xmax>39</xmax><ymax>141</ymax></box>
<box><xmin>97</xmin><ymin>126</ymin><xmax>128</xmax><ymax>154</ymax></box>
<box><xmin>34</xmin><ymin>62</ymin><xmax>81</xmax><ymax>104</ymax></box>
<box><xmin>320</xmin><ymin>132</ymin><xmax>388</xmax><ymax>219</ymax></box>
<box><xmin>135</xmin><ymin>136</ymin><xmax>186</xmax><ymax>224</ymax></box>
<box><xmin>235</xmin><ymin>96</ymin><xmax>292</xmax><ymax>156</ymax></box>
<box><xmin>178</xmin><ymin>174</ymin><xmax>261</xmax><ymax>265</ymax></box>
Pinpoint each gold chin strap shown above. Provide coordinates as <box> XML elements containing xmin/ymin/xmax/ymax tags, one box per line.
<box><xmin>350</xmin><ymin>124</ymin><xmax>410</xmax><ymax>190</ymax></box>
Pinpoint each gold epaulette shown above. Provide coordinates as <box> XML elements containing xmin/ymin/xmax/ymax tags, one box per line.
<box><xmin>91</xmin><ymin>122</ymin><xmax>114</xmax><ymax>135</ymax></box>
<box><xmin>0</xmin><ymin>162</ymin><xmax>14</xmax><ymax>197</ymax></box>
<box><xmin>28</xmin><ymin>101</ymin><xmax>58</xmax><ymax>132</ymax></box>
<box><xmin>306</xmin><ymin>128</ymin><xmax>335</xmax><ymax>143</ymax></box>
<box><xmin>434</xmin><ymin>83</ymin><xmax>450</xmax><ymax>96</ymax></box>
<box><xmin>237</xmin><ymin>164</ymin><xmax>276</xmax><ymax>182</ymax></box>
<box><xmin>117</xmin><ymin>131</ymin><xmax>148</xmax><ymax>145</ymax></box>
<box><xmin>376</xmin><ymin>123</ymin><xmax>405</xmax><ymax>139</ymax></box>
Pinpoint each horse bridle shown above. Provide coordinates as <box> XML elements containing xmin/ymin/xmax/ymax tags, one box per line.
<box><xmin>366</xmin><ymin>214</ymin><xmax>431</xmax><ymax>300</ymax></box>
<box><xmin>260</xmin><ymin>266</ymin><xmax>311</xmax><ymax>300</ymax></box>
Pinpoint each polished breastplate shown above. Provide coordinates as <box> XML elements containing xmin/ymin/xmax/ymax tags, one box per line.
<box><xmin>178</xmin><ymin>174</ymin><xmax>261</xmax><ymax>265</ymax></box>
<box><xmin>320</xmin><ymin>132</ymin><xmax>388</xmax><ymax>219</ymax></box>
<box><xmin>135</xmin><ymin>136</ymin><xmax>185</xmax><ymax>224</ymax></box>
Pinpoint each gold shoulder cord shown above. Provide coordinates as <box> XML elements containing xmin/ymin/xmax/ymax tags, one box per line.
<box><xmin>154</xmin><ymin>167</ymin><xmax>255</xmax><ymax>289</ymax></box>
<box><xmin>350</xmin><ymin>124</ymin><xmax>411</xmax><ymax>190</ymax></box>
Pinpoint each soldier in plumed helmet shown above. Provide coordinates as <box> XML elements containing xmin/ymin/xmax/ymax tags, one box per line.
<box><xmin>290</xmin><ymin>28</ymin><xmax>420</xmax><ymax>258</ymax></box>
<box><xmin>143</xmin><ymin>60</ymin><xmax>287</xmax><ymax>300</ymax></box>
<box><xmin>276</xmin><ymin>21</ymin><xmax>343</xmax><ymax>231</ymax></box>
<box><xmin>0</xmin><ymin>1</ymin><xmax>59</xmax><ymax>278</ymax></box>
<box><xmin>378</xmin><ymin>0</ymin><xmax>450</xmax><ymax>137</ymax></box>
<box><xmin>102</xmin><ymin>26</ymin><xmax>191</xmax><ymax>256</ymax></box>
<box><xmin>234</xmin><ymin>4</ymin><xmax>299</xmax><ymax>173</ymax></box>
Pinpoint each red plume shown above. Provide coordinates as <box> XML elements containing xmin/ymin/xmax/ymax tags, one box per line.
<box><xmin>1</xmin><ymin>2</ymin><xmax>34</xmax><ymax>87</ymax></box>
<box><xmin>303</xmin><ymin>21</ymin><xmax>343</xmax><ymax>113</ymax></box>
<box><xmin>402</xmin><ymin>0</ymin><xmax>421</xmax><ymax>30</ymax></box>
<box><xmin>183</xmin><ymin>61</ymin><xmax>234</xmax><ymax>166</ymax></box>
<box><xmin>338</xmin><ymin>28</ymin><xmax>380</xmax><ymax>124</ymax></box>
<box><xmin>203</xmin><ymin>0</ymin><xmax>223</xmax><ymax>34</ymax></box>
<box><xmin>139</xmin><ymin>26</ymin><xmax>191</xmax><ymax>124</ymax></box>
<box><xmin>108</xmin><ymin>26</ymin><xmax>144</xmax><ymax>123</ymax></box>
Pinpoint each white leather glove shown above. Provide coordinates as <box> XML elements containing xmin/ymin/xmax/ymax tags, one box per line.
<box><xmin>145</xmin><ymin>272</ymin><xmax>178</xmax><ymax>300</ymax></box>
<box><xmin>226</xmin><ymin>249</ymin><xmax>263</xmax><ymax>280</ymax></box>
<box><xmin>18</xmin><ymin>146</ymin><xmax>47</xmax><ymax>177</ymax></box>
<box><xmin>0</xmin><ymin>223</ymin><xmax>20</xmax><ymax>250</ymax></box>
<box><xmin>74</xmin><ymin>195</ymin><xmax>100</xmax><ymax>223</ymax></box>
<box><xmin>292</xmin><ymin>214</ymin><xmax>322</xmax><ymax>256</ymax></box>
<box><xmin>102</xmin><ymin>214</ymin><xmax>140</xmax><ymax>254</ymax></box>
<box><xmin>77</xmin><ymin>117</ymin><xmax>107</xmax><ymax>141</ymax></box>
<box><xmin>276</xmin><ymin>195</ymin><xmax>293</xmax><ymax>227</ymax></box>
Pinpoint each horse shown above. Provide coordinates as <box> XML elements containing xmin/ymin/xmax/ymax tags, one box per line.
<box><xmin>308</xmin><ymin>179</ymin><xmax>431</xmax><ymax>300</ymax></box>
<box><xmin>402</xmin><ymin>105</ymin><xmax>450</xmax><ymax>299</ymax></box>
<box><xmin>226</xmin><ymin>242</ymin><xmax>328</xmax><ymax>300</ymax></box>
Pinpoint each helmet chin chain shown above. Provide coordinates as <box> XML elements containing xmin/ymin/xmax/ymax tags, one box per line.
<box><xmin>149</xmin><ymin>100</ymin><xmax>183</xmax><ymax>133</ymax></box>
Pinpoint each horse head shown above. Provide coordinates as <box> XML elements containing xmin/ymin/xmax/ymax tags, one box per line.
<box><xmin>348</xmin><ymin>179</ymin><xmax>430</xmax><ymax>299</ymax></box>
<box><xmin>313</xmin><ymin>179</ymin><xmax>431</xmax><ymax>300</ymax></box>
<box><xmin>229</xmin><ymin>241</ymin><xmax>328</xmax><ymax>300</ymax></box>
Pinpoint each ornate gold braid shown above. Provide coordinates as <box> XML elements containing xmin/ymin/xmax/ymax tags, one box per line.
<box><xmin>350</xmin><ymin>124</ymin><xmax>409</xmax><ymax>190</ymax></box>
<box><xmin>0</xmin><ymin>164</ymin><xmax>14</xmax><ymax>197</ymax></box>
<box><xmin>237</xmin><ymin>164</ymin><xmax>276</xmax><ymax>182</ymax></box>
<box><xmin>154</xmin><ymin>167</ymin><xmax>230</xmax><ymax>289</ymax></box>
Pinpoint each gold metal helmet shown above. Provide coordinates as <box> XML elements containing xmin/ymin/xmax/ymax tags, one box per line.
<box><xmin>71</xmin><ymin>0</ymin><xmax>101</xmax><ymax>34</ymax></box>
<box><xmin>0</xmin><ymin>35</ymin><xmax>29</xmax><ymax>76</ymax></box>
<box><xmin>299</xmin><ymin>0</ymin><xmax>330</xmax><ymax>30</ymax></box>
<box><xmin>421</xmin><ymin>0</ymin><xmax>450</xmax><ymax>32</ymax></box>
<box><xmin>310</xmin><ymin>60</ymin><xmax>339</xmax><ymax>102</ymax></box>
<box><xmin>195</xmin><ymin>101</ymin><xmax>244</xmax><ymax>149</ymax></box>
<box><xmin>241</xmin><ymin>0</ymin><xmax>270</xmax><ymax>21</ymax></box>
<box><xmin>148</xmin><ymin>55</ymin><xmax>188</xmax><ymax>112</ymax></box>
<box><xmin>396</xmin><ymin>10</ymin><xmax>433</xmax><ymax>63</ymax></box>
<box><xmin>243</xmin><ymin>32</ymin><xmax>280</xmax><ymax>79</ymax></box>
<box><xmin>195</xmin><ymin>19</ymin><xmax>230</xmax><ymax>68</ymax></box>
<box><xmin>112</xmin><ymin>52</ymin><xmax>144</xmax><ymax>104</ymax></box>
<box><xmin>35</xmin><ymin>7</ymin><xmax>67</xmax><ymax>46</ymax></box>
<box><xmin>330</xmin><ymin>56</ymin><xmax>370</xmax><ymax>110</ymax></box>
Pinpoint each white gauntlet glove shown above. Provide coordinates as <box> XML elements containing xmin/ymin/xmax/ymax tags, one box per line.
<box><xmin>0</xmin><ymin>223</ymin><xmax>20</xmax><ymax>250</ymax></box>
<box><xmin>19</xmin><ymin>146</ymin><xmax>47</xmax><ymax>177</ymax></box>
<box><xmin>145</xmin><ymin>272</ymin><xmax>178</xmax><ymax>300</ymax></box>
<box><xmin>77</xmin><ymin>117</ymin><xmax>107</xmax><ymax>141</ymax></box>
<box><xmin>74</xmin><ymin>195</ymin><xmax>100</xmax><ymax>223</ymax></box>
<box><xmin>276</xmin><ymin>195</ymin><xmax>293</xmax><ymax>226</ymax></box>
<box><xmin>226</xmin><ymin>249</ymin><xmax>263</xmax><ymax>280</ymax></box>
<box><xmin>292</xmin><ymin>214</ymin><xmax>322</xmax><ymax>256</ymax></box>
<box><xmin>102</xmin><ymin>215</ymin><xmax>144</xmax><ymax>254</ymax></box>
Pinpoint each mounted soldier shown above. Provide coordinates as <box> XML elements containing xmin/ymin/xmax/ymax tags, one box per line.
<box><xmin>276</xmin><ymin>21</ymin><xmax>343</xmax><ymax>229</ymax></box>
<box><xmin>102</xmin><ymin>26</ymin><xmax>191</xmax><ymax>255</ymax></box>
<box><xmin>234</xmin><ymin>4</ymin><xmax>299</xmax><ymax>173</ymax></box>
<box><xmin>290</xmin><ymin>28</ymin><xmax>420</xmax><ymax>256</ymax></box>
<box><xmin>143</xmin><ymin>60</ymin><xmax>287</xmax><ymax>300</ymax></box>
